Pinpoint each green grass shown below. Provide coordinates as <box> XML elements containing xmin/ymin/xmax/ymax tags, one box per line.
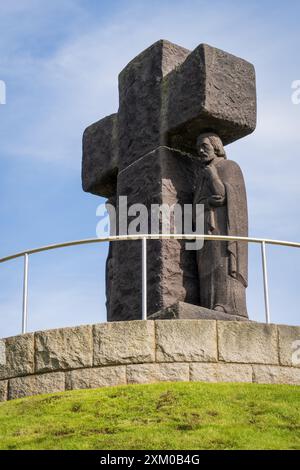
<box><xmin>0</xmin><ymin>382</ymin><xmax>299</xmax><ymax>450</ymax></box>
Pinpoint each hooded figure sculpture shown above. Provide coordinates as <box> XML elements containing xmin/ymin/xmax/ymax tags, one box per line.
<box><xmin>193</xmin><ymin>132</ymin><xmax>248</xmax><ymax>318</ymax></box>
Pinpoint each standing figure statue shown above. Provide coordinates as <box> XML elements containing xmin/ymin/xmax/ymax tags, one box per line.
<box><xmin>193</xmin><ymin>132</ymin><xmax>248</xmax><ymax>318</ymax></box>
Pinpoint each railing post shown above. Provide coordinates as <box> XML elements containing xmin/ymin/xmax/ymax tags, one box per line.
<box><xmin>261</xmin><ymin>241</ymin><xmax>271</xmax><ymax>324</ymax></box>
<box><xmin>142</xmin><ymin>237</ymin><xmax>147</xmax><ymax>320</ymax></box>
<box><xmin>22</xmin><ymin>253</ymin><xmax>29</xmax><ymax>334</ymax></box>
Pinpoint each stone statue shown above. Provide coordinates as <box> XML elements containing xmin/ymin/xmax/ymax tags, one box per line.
<box><xmin>82</xmin><ymin>40</ymin><xmax>256</xmax><ymax>321</ymax></box>
<box><xmin>193</xmin><ymin>132</ymin><xmax>248</xmax><ymax>319</ymax></box>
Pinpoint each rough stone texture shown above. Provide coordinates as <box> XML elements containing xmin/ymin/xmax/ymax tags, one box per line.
<box><xmin>82</xmin><ymin>113</ymin><xmax>118</xmax><ymax>198</ymax></box>
<box><xmin>2</xmin><ymin>321</ymin><xmax>299</xmax><ymax>401</ymax></box>
<box><xmin>156</xmin><ymin>320</ymin><xmax>217</xmax><ymax>362</ymax></box>
<box><xmin>218</xmin><ymin>322</ymin><xmax>278</xmax><ymax>364</ymax></box>
<box><xmin>110</xmin><ymin>147</ymin><xmax>201</xmax><ymax>321</ymax></box>
<box><xmin>278</xmin><ymin>325</ymin><xmax>300</xmax><ymax>368</ymax></box>
<box><xmin>93</xmin><ymin>321</ymin><xmax>155</xmax><ymax>365</ymax></box>
<box><xmin>253</xmin><ymin>365</ymin><xmax>300</xmax><ymax>385</ymax></box>
<box><xmin>165</xmin><ymin>44</ymin><xmax>256</xmax><ymax>152</ymax></box>
<box><xmin>190</xmin><ymin>363</ymin><xmax>253</xmax><ymax>383</ymax></box>
<box><xmin>0</xmin><ymin>333</ymin><xmax>34</xmax><ymax>380</ymax></box>
<box><xmin>0</xmin><ymin>339</ymin><xmax>4</xmax><ymax>366</ymax></box>
<box><xmin>35</xmin><ymin>326</ymin><xmax>93</xmax><ymax>373</ymax></box>
<box><xmin>66</xmin><ymin>366</ymin><xmax>126</xmax><ymax>390</ymax></box>
<box><xmin>118</xmin><ymin>40</ymin><xmax>190</xmax><ymax>170</ymax></box>
<box><xmin>127</xmin><ymin>363</ymin><xmax>189</xmax><ymax>384</ymax></box>
<box><xmin>0</xmin><ymin>380</ymin><xmax>8</xmax><ymax>402</ymax></box>
<box><xmin>149</xmin><ymin>302</ymin><xmax>250</xmax><ymax>321</ymax></box>
<box><xmin>9</xmin><ymin>372</ymin><xmax>65</xmax><ymax>400</ymax></box>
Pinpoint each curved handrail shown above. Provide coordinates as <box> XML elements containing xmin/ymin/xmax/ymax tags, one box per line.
<box><xmin>1</xmin><ymin>234</ymin><xmax>299</xmax><ymax>264</ymax></box>
<box><xmin>1</xmin><ymin>234</ymin><xmax>299</xmax><ymax>334</ymax></box>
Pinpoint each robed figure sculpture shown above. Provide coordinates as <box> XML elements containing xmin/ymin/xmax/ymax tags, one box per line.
<box><xmin>193</xmin><ymin>132</ymin><xmax>248</xmax><ymax>319</ymax></box>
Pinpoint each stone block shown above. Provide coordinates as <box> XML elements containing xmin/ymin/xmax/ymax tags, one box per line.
<box><xmin>218</xmin><ymin>322</ymin><xmax>278</xmax><ymax>364</ymax></box>
<box><xmin>253</xmin><ymin>365</ymin><xmax>300</xmax><ymax>385</ymax></box>
<box><xmin>0</xmin><ymin>380</ymin><xmax>8</xmax><ymax>401</ymax></box>
<box><xmin>165</xmin><ymin>43</ymin><xmax>256</xmax><ymax>152</ymax></box>
<box><xmin>190</xmin><ymin>363</ymin><xmax>253</xmax><ymax>383</ymax></box>
<box><xmin>278</xmin><ymin>325</ymin><xmax>300</xmax><ymax>367</ymax></box>
<box><xmin>66</xmin><ymin>366</ymin><xmax>126</xmax><ymax>390</ymax></box>
<box><xmin>9</xmin><ymin>372</ymin><xmax>65</xmax><ymax>400</ymax></box>
<box><xmin>0</xmin><ymin>333</ymin><xmax>34</xmax><ymax>380</ymax></box>
<box><xmin>110</xmin><ymin>147</ymin><xmax>201</xmax><ymax>321</ymax></box>
<box><xmin>156</xmin><ymin>319</ymin><xmax>217</xmax><ymax>362</ymax></box>
<box><xmin>149</xmin><ymin>302</ymin><xmax>250</xmax><ymax>321</ymax></box>
<box><xmin>82</xmin><ymin>113</ymin><xmax>118</xmax><ymax>197</ymax></box>
<box><xmin>118</xmin><ymin>40</ymin><xmax>190</xmax><ymax>169</ymax></box>
<box><xmin>126</xmin><ymin>362</ymin><xmax>189</xmax><ymax>384</ymax></box>
<box><xmin>35</xmin><ymin>325</ymin><xmax>93</xmax><ymax>373</ymax></box>
<box><xmin>93</xmin><ymin>321</ymin><xmax>155</xmax><ymax>365</ymax></box>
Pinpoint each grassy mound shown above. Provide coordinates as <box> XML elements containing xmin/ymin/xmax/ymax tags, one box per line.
<box><xmin>0</xmin><ymin>382</ymin><xmax>299</xmax><ymax>450</ymax></box>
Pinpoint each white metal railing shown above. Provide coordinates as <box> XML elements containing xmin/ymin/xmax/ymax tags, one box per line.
<box><xmin>0</xmin><ymin>234</ymin><xmax>300</xmax><ymax>334</ymax></box>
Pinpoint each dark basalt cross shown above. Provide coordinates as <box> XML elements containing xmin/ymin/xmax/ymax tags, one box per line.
<box><xmin>82</xmin><ymin>40</ymin><xmax>256</xmax><ymax>321</ymax></box>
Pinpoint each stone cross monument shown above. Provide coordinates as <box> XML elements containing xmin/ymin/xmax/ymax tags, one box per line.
<box><xmin>82</xmin><ymin>40</ymin><xmax>256</xmax><ymax>322</ymax></box>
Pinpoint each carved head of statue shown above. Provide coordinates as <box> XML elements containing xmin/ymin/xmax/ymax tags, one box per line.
<box><xmin>196</xmin><ymin>132</ymin><xmax>226</xmax><ymax>165</ymax></box>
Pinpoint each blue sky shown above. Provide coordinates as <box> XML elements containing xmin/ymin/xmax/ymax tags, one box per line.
<box><xmin>0</xmin><ymin>0</ymin><xmax>299</xmax><ymax>337</ymax></box>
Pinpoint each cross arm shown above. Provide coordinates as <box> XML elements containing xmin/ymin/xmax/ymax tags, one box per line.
<box><xmin>163</xmin><ymin>43</ymin><xmax>257</xmax><ymax>153</ymax></box>
<box><xmin>82</xmin><ymin>113</ymin><xmax>118</xmax><ymax>198</ymax></box>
